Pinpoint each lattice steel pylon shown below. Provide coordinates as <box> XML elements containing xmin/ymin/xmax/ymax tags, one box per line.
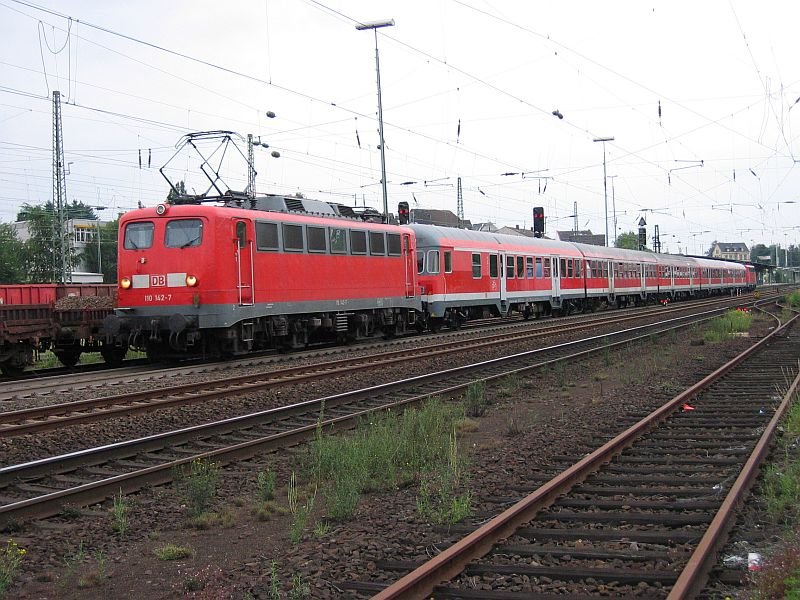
<box><xmin>246</xmin><ymin>133</ymin><xmax>256</xmax><ymax>199</ymax></box>
<box><xmin>457</xmin><ymin>177</ymin><xmax>464</xmax><ymax>228</ymax></box>
<box><xmin>52</xmin><ymin>90</ymin><xmax>70</xmax><ymax>283</ymax></box>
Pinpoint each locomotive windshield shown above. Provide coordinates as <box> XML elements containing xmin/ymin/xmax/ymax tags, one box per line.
<box><xmin>123</xmin><ymin>222</ymin><xmax>154</xmax><ymax>249</ymax></box>
<box><xmin>165</xmin><ymin>219</ymin><xmax>203</xmax><ymax>248</ymax></box>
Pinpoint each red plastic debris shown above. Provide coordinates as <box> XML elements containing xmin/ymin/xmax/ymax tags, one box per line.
<box><xmin>682</xmin><ymin>403</ymin><xmax>695</xmax><ymax>411</ymax></box>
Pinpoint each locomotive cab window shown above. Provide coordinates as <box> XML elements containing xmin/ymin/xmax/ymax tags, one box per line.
<box><xmin>369</xmin><ymin>232</ymin><xmax>386</xmax><ymax>255</ymax></box>
<box><xmin>165</xmin><ymin>219</ymin><xmax>203</xmax><ymax>249</ymax></box>
<box><xmin>256</xmin><ymin>221</ymin><xmax>279</xmax><ymax>251</ymax></box>
<box><xmin>387</xmin><ymin>234</ymin><xmax>401</xmax><ymax>256</ymax></box>
<box><xmin>307</xmin><ymin>226</ymin><xmax>326</xmax><ymax>253</ymax></box>
<box><xmin>444</xmin><ymin>251</ymin><xmax>452</xmax><ymax>273</ymax></box>
<box><xmin>329</xmin><ymin>228</ymin><xmax>347</xmax><ymax>254</ymax></box>
<box><xmin>123</xmin><ymin>221</ymin><xmax>154</xmax><ymax>250</ymax></box>
<box><xmin>417</xmin><ymin>251</ymin><xmax>425</xmax><ymax>274</ymax></box>
<box><xmin>282</xmin><ymin>224</ymin><xmax>304</xmax><ymax>252</ymax></box>
<box><xmin>235</xmin><ymin>221</ymin><xmax>246</xmax><ymax>248</ymax></box>
<box><xmin>350</xmin><ymin>230</ymin><xmax>367</xmax><ymax>255</ymax></box>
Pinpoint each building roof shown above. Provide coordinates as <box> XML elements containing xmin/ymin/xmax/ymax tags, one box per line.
<box><xmin>557</xmin><ymin>230</ymin><xmax>606</xmax><ymax>246</ymax></box>
<box><xmin>715</xmin><ymin>242</ymin><xmax>749</xmax><ymax>253</ymax></box>
<box><xmin>410</xmin><ymin>208</ymin><xmax>468</xmax><ymax>228</ymax></box>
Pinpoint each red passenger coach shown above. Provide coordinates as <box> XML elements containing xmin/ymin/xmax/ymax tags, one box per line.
<box><xmin>411</xmin><ymin>224</ymin><xmax>587</xmax><ymax>325</ymax></box>
<box><xmin>106</xmin><ymin>195</ymin><xmax>420</xmax><ymax>358</ymax></box>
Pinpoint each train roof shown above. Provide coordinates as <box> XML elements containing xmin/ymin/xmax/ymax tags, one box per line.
<box><xmin>571</xmin><ymin>242</ymin><xmax>659</xmax><ymax>263</ymax></box>
<box><xmin>119</xmin><ymin>202</ymin><xmax>412</xmax><ymax>233</ymax></box>
<box><xmin>409</xmin><ymin>224</ymin><xmax>583</xmax><ymax>256</ymax></box>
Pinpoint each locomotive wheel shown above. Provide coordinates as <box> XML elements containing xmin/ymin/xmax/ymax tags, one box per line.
<box><xmin>101</xmin><ymin>345</ymin><xmax>128</xmax><ymax>367</ymax></box>
<box><xmin>0</xmin><ymin>361</ymin><xmax>24</xmax><ymax>377</ymax></box>
<box><xmin>54</xmin><ymin>349</ymin><xmax>81</xmax><ymax>368</ymax></box>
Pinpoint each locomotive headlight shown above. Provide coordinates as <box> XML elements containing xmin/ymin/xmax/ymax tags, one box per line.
<box><xmin>155</xmin><ymin>203</ymin><xmax>168</xmax><ymax>215</ymax></box>
<box><xmin>186</xmin><ymin>274</ymin><xmax>198</xmax><ymax>287</ymax></box>
<box><xmin>120</xmin><ymin>277</ymin><xmax>132</xmax><ymax>289</ymax></box>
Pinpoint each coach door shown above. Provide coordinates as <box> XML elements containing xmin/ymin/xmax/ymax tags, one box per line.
<box><xmin>403</xmin><ymin>234</ymin><xmax>415</xmax><ymax>298</ymax></box>
<box><xmin>499</xmin><ymin>253</ymin><xmax>508</xmax><ymax>310</ymax></box>
<box><xmin>608</xmin><ymin>260</ymin><xmax>615</xmax><ymax>296</ymax></box>
<box><xmin>235</xmin><ymin>220</ymin><xmax>254</xmax><ymax>306</ymax></box>
<box><xmin>551</xmin><ymin>255</ymin><xmax>561</xmax><ymax>299</ymax></box>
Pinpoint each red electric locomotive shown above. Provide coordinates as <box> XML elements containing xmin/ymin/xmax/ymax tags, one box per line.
<box><xmin>105</xmin><ymin>194</ymin><xmax>420</xmax><ymax>359</ymax></box>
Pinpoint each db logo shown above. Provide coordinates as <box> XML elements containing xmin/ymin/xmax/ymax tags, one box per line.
<box><xmin>150</xmin><ymin>274</ymin><xmax>167</xmax><ymax>287</ymax></box>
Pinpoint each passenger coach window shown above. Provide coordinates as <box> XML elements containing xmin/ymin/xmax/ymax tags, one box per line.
<box><xmin>517</xmin><ymin>256</ymin><xmax>525</xmax><ymax>278</ymax></box>
<box><xmin>427</xmin><ymin>250</ymin><xmax>440</xmax><ymax>274</ymax></box>
<box><xmin>330</xmin><ymin>228</ymin><xmax>347</xmax><ymax>254</ymax></box>
<box><xmin>526</xmin><ymin>257</ymin><xmax>533</xmax><ymax>278</ymax></box>
<box><xmin>472</xmin><ymin>253</ymin><xmax>481</xmax><ymax>278</ymax></box>
<box><xmin>307</xmin><ymin>226</ymin><xmax>326</xmax><ymax>253</ymax></box>
<box><xmin>256</xmin><ymin>221</ymin><xmax>279</xmax><ymax>251</ymax></box>
<box><xmin>506</xmin><ymin>256</ymin><xmax>515</xmax><ymax>278</ymax></box>
<box><xmin>535</xmin><ymin>258</ymin><xmax>543</xmax><ymax>278</ymax></box>
<box><xmin>282</xmin><ymin>224</ymin><xmax>304</xmax><ymax>252</ymax></box>
<box><xmin>387</xmin><ymin>234</ymin><xmax>401</xmax><ymax>256</ymax></box>
<box><xmin>543</xmin><ymin>258</ymin><xmax>551</xmax><ymax>278</ymax></box>
<box><xmin>369</xmin><ymin>232</ymin><xmax>386</xmax><ymax>255</ymax></box>
<box><xmin>165</xmin><ymin>219</ymin><xmax>203</xmax><ymax>248</ymax></box>
<box><xmin>489</xmin><ymin>255</ymin><xmax>499</xmax><ymax>278</ymax></box>
<box><xmin>350</xmin><ymin>230</ymin><xmax>367</xmax><ymax>254</ymax></box>
<box><xmin>123</xmin><ymin>221</ymin><xmax>154</xmax><ymax>249</ymax></box>
<box><xmin>444</xmin><ymin>251</ymin><xmax>453</xmax><ymax>273</ymax></box>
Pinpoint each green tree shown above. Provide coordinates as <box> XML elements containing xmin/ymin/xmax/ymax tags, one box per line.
<box><xmin>750</xmin><ymin>243</ymin><xmax>773</xmax><ymax>264</ymax></box>
<box><xmin>16</xmin><ymin>203</ymin><xmax>76</xmax><ymax>283</ymax></box>
<box><xmin>79</xmin><ymin>219</ymin><xmax>119</xmax><ymax>283</ymax></box>
<box><xmin>16</xmin><ymin>200</ymin><xmax>97</xmax><ymax>222</ymax></box>
<box><xmin>615</xmin><ymin>231</ymin><xmax>639</xmax><ymax>250</ymax></box>
<box><xmin>0</xmin><ymin>223</ymin><xmax>26</xmax><ymax>283</ymax></box>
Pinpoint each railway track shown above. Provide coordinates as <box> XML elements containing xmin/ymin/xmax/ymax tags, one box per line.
<box><xmin>0</xmin><ymin>296</ymin><xmax>770</xmax><ymax>529</ymax></box>
<box><xmin>360</xmin><ymin>310</ymin><xmax>800</xmax><ymax>599</ymax></box>
<box><xmin>0</xmin><ymin>292</ymin><xmax>758</xmax><ymax>400</ymax></box>
<box><xmin>0</xmin><ymin>295</ymin><xmax>759</xmax><ymax>437</ymax></box>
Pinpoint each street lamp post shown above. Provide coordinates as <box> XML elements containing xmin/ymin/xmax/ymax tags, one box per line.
<box><xmin>356</xmin><ymin>18</ymin><xmax>395</xmax><ymax>224</ymax></box>
<box><xmin>593</xmin><ymin>137</ymin><xmax>614</xmax><ymax>246</ymax></box>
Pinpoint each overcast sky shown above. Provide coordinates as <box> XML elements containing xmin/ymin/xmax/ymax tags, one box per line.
<box><xmin>2</xmin><ymin>0</ymin><xmax>799</xmax><ymax>254</ymax></box>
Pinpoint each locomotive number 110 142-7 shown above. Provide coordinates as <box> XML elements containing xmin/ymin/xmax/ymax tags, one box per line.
<box><xmin>144</xmin><ymin>294</ymin><xmax>172</xmax><ymax>302</ymax></box>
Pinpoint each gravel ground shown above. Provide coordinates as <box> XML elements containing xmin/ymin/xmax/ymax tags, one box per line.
<box><xmin>4</xmin><ymin>313</ymin><xmax>781</xmax><ymax>599</ymax></box>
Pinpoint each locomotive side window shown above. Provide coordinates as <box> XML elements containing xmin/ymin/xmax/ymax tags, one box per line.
<box><xmin>489</xmin><ymin>255</ymin><xmax>499</xmax><ymax>278</ymax></box>
<box><xmin>350</xmin><ymin>230</ymin><xmax>367</xmax><ymax>254</ymax></box>
<box><xmin>330</xmin><ymin>228</ymin><xmax>347</xmax><ymax>254</ymax></box>
<box><xmin>282</xmin><ymin>224</ymin><xmax>304</xmax><ymax>252</ymax></box>
<box><xmin>417</xmin><ymin>251</ymin><xmax>425</xmax><ymax>274</ymax></box>
<box><xmin>369</xmin><ymin>232</ymin><xmax>386</xmax><ymax>255</ymax></box>
<box><xmin>506</xmin><ymin>256</ymin><xmax>515</xmax><ymax>279</ymax></box>
<box><xmin>472</xmin><ymin>253</ymin><xmax>481</xmax><ymax>278</ymax></box>
<box><xmin>427</xmin><ymin>250</ymin><xmax>440</xmax><ymax>274</ymax></box>
<box><xmin>256</xmin><ymin>221</ymin><xmax>279</xmax><ymax>251</ymax></box>
<box><xmin>444</xmin><ymin>251</ymin><xmax>452</xmax><ymax>273</ymax></box>
<box><xmin>165</xmin><ymin>219</ymin><xmax>203</xmax><ymax>248</ymax></box>
<box><xmin>307</xmin><ymin>226</ymin><xmax>327</xmax><ymax>253</ymax></box>
<box><xmin>236</xmin><ymin>221</ymin><xmax>246</xmax><ymax>248</ymax></box>
<box><xmin>387</xmin><ymin>234</ymin><xmax>401</xmax><ymax>256</ymax></box>
<box><xmin>516</xmin><ymin>256</ymin><xmax>525</xmax><ymax>278</ymax></box>
<box><xmin>123</xmin><ymin>221</ymin><xmax>154</xmax><ymax>249</ymax></box>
